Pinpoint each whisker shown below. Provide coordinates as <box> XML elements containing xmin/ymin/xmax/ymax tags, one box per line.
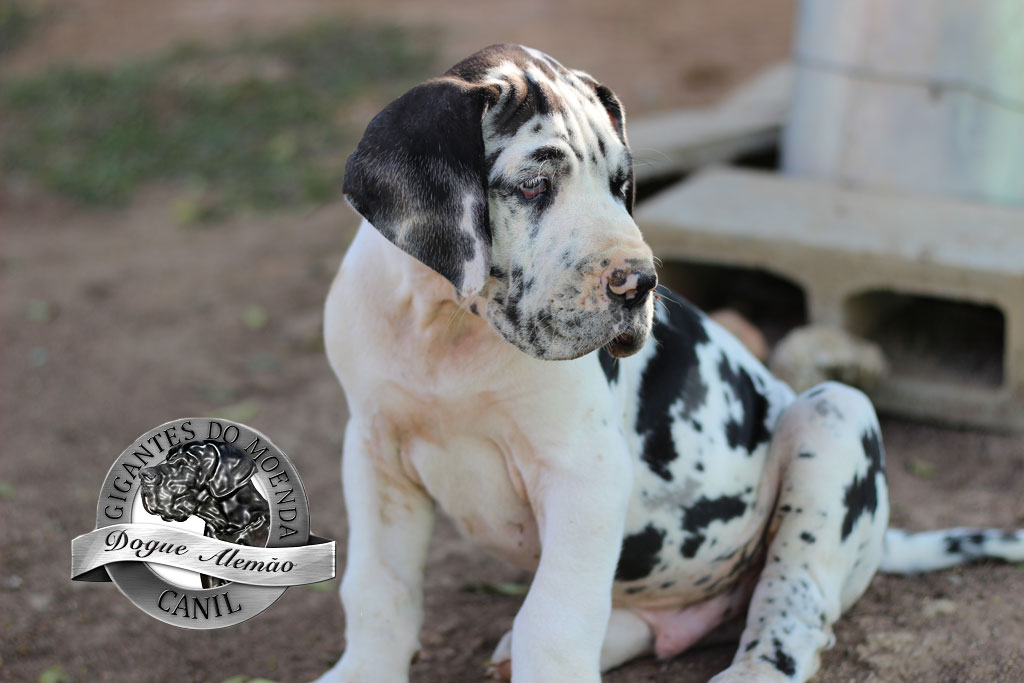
<box><xmin>654</xmin><ymin>285</ymin><xmax>686</xmax><ymax>309</ymax></box>
<box><xmin>444</xmin><ymin>298</ymin><xmax>474</xmax><ymax>333</ymax></box>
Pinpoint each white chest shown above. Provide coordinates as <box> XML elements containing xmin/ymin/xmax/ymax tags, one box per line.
<box><xmin>406</xmin><ymin>433</ymin><xmax>542</xmax><ymax>570</ymax></box>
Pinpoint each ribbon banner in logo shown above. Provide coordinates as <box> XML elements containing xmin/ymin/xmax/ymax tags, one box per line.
<box><xmin>72</xmin><ymin>524</ymin><xmax>335</xmax><ymax>586</ymax></box>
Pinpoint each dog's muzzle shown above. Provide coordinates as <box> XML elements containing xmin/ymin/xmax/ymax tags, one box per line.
<box><xmin>140</xmin><ymin>467</ymin><xmax>196</xmax><ymax>522</ymax></box>
<box><xmin>602</xmin><ymin>264</ymin><xmax>657</xmax><ymax>358</ymax></box>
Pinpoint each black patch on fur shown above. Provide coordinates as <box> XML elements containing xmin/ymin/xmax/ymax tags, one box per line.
<box><xmin>532</xmin><ymin>57</ymin><xmax>558</xmax><ymax>81</ymax></box>
<box><xmin>529</xmin><ymin>145</ymin><xmax>569</xmax><ymax>165</ymax></box>
<box><xmin>609</xmin><ymin>167</ymin><xmax>629</xmax><ymax>201</ymax></box>
<box><xmin>598</xmin><ymin>348</ymin><xmax>619</xmax><ymax>384</ymax></box>
<box><xmin>717</xmin><ymin>355</ymin><xmax>772</xmax><ymax>455</ymax></box>
<box><xmin>488</xmin><ymin>69</ymin><xmax>555</xmax><ymax>138</ymax></box>
<box><xmin>840</xmin><ymin>427</ymin><xmax>886</xmax><ymax>541</ymax></box>
<box><xmin>945</xmin><ymin>531</ymin><xmax>991</xmax><ymax>557</ymax></box>
<box><xmin>634</xmin><ymin>294</ymin><xmax>710</xmax><ymax>481</ymax></box>
<box><xmin>615</xmin><ymin>524</ymin><xmax>666</xmax><ymax>582</ymax></box>
<box><xmin>800</xmin><ymin>531</ymin><xmax>816</xmax><ymax>544</ymax></box>
<box><xmin>593</xmin><ymin>82</ymin><xmax>626</xmax><ymax>143</ymax></box>
<box><xmin>679</xmin><ymin>495</ymin><xmax>747</xmax><ymax>558</ymax></box>
<box><xmin>504</xmin><ymin>266</ymin><xmax>525</xmax><ymax>329</ymax></box>
<box><xmin>343</xmin><ymin>78</ymin><xmax>495</xmax><ymax>293</ymax></box>
<box><xmin>760</xmin><ymin>638</ymin><xmax>796</xmax><ymax>677</ymax></box>
<box><xmin>624</xmin><ymin>153</ymin><xmax>635</xmax><ymax>214</ymax></box>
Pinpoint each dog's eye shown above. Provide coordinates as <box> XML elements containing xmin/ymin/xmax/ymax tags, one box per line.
<box><xmin>519</xmin><ymin>177</ymin><xmax>549</xmax><ymax>200</ymax></box>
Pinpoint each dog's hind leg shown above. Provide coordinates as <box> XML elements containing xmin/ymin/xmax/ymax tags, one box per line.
<box><xmin>313</xmin><ymin>419</ymin><xmax>435</xmax><ymax>683</ymax></box>
<box><xmin>710</xmin><ymin>382</ymin><xmax>889</xmax><ymax>683</ymax></box>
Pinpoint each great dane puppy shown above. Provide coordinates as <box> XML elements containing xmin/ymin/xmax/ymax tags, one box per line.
<box><xmin>319</xmin><ymin>44</ymin><xmax>1024</xmax><ymax>682</ymax></box>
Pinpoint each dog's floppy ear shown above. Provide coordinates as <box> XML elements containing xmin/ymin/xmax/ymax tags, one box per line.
<box><xmin>343</xmin><ymin>77</ymin><xmax>499</xmax><ymax>297</ymax></box>
<box><xmin>199</xmin><ymin>442</ymin><xmax>258</xmax><ymax>498</ymax></box>
<box><xmin>574</xmin><ymin>73</ymin><xmax>635</xmax><ymax>215</ymax></box>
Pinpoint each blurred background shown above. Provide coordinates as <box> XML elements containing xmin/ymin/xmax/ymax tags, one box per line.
<box><xmin>1</xmin><ymin>1</ymin><xmax>1022</xmax><ymax>681</ymax></box>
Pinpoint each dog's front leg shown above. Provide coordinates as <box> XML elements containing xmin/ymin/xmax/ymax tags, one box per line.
<box><xmin>511</xmin><ymin>445</ymin><xmax>632</xmax><ymax>683</ymax></box>
<box><xmin>316</xmin><ymin>419</ymin><xmax>435</xmax><ymax>683</ymax></box>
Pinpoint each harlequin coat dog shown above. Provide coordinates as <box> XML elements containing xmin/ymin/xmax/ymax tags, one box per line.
<box><xmin>318</xmin><ymin>44</ymin><xmax>1024</xmax><ymax>682</ymax></box>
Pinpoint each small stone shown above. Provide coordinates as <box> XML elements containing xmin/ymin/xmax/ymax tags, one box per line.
<box><xmin>921</xmin><ymin>598</ymin><xmax>956</xmax><ymax>617</ymax></box>
<box><xmin>29</xmin><ymin>593</ymin><xmax>52</xmax><ymax>610</ymax></box>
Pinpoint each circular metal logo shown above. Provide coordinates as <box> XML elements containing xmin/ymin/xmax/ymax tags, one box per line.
<box><xmin>71</xmin><ymin>417</ymin><xmax>333</xmax><ymax>629</ymax></box>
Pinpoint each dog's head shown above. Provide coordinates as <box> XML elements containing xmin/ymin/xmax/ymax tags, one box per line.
<box><xmin>344</xmin><ymin>44</ymin><xmax>656</xmax><ymax>360</ymax></box>
<box><xmin>140</xmin><ymin>440</ymin><xmax>258</xmax><ymax>524</ymax></box>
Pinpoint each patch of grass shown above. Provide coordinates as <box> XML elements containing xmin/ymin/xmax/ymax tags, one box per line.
<box><xmin>905</xmin><ymin>457</ymin><xmax>938</xmax><ymax>479</ymax></box>
<box><xmin>0</xmin><ymin>0</ymin><xmax>38</xmax><ymax>56</ymax></box>
<box><xmin>1</xmin><ymin>19</ymin><xmax>438</xmax><ymax>219</ymax></box>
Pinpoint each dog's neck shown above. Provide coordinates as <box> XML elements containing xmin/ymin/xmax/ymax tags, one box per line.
<box><xmin>349</xmin><ymin>222</ymin><xmax>493</xmax><ymax>345</ymax></box>
<box><xmin>194</xmin><ymin>498</ymin><xmax>229</xmax><ymax>529</ymax></box>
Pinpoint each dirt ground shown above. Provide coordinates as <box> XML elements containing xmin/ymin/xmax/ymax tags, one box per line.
<box><xmin>3</xmin><ymin>2</ymin><xmax>1024</xmax><ymax>682</ymax></box>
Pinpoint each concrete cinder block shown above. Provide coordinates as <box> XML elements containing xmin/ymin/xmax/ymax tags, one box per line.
<box><xmin>637</xmin><ymin>167</ymin><xmax>1024</xmax><ymax>431</ymax></box>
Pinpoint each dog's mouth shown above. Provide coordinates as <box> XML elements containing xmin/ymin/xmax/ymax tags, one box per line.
<box><xmin>604</xmin><ymin>329</ymin><xmax>645</xmax><ymax>358</ymax></box>
<box><xmin>161</xmin><ymin>512</ymin><xmax>190</xmax><ymax>522</ymax></box>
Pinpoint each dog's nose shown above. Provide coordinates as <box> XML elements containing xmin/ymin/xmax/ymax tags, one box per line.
<box><xmin>606</xmin><ymin>267</ymin><xmax>657</xmax><ymax>309</ymax></box>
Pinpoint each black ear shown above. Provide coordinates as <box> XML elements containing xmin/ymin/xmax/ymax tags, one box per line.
<box><xmin>592</xmin><ymin>83</ymin><xmax>626</xmax><ymax>141</ymax></box>
<box><xmin>343</xmin><ymin>78</ymin><xmax>499</xmax><ymax>297</ymax></box>
<box><xmin>571</xmin><ymin>72</ymin><xmax>634</xmax><ymax>215</ymax></box>
<box><xmin>203</xmin><ymin>442</ymin><xmax>257</xmax><ymax>498</ymax></box>
<box><xmin>593</xmin><ymin>83</ymin><xmax>635</xmax><ymax>215</ymax></box>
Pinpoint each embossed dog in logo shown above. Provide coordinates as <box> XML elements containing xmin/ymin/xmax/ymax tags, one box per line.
<box><xmin>140</xmin><ymin>440</ymin><xmax>269</xmax><ymax>588</ymax></box>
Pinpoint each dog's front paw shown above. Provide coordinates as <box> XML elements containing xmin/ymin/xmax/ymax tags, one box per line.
<box><xmin>309</xmin><ymin>655</ymin><xmax>409</xmax><ymax>683</ymax></box>
<box><xmin>486</xmin><ymin>629</ymin><xmax>513</xmax><ymax>680</ymax></box>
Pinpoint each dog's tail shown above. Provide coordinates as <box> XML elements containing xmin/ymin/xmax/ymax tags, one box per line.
<box><xmin>879</xmin><ymin>528</ymin><xmax>1024</xmax><ymax>574</ymax></box>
